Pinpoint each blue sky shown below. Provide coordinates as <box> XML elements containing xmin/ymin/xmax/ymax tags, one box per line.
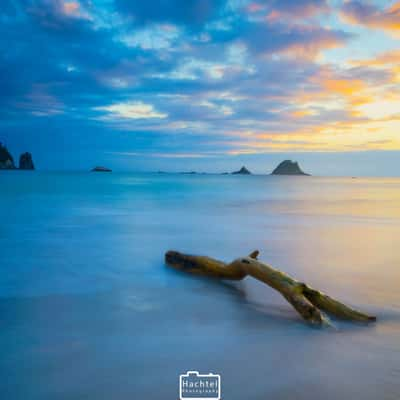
<box><xmin>1</xmin><ymin>0</ymin><xmax>400</xmax><ymax>175</ymax></box>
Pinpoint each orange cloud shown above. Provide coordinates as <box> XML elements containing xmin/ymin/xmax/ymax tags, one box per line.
<box><xmin>280</xmin><ymin>36</ymin><xmax>346</xmax><ymax>60</ymax></box>
<box><xmin>61</xmin><ymin>1</ymin><xmax>92</xmax><ymax>20</ymax></box>
<box><xmin>223</xmin><ymin>117</ymin><xmax>400</xmax><ymax>152</ymax></box>
<box><xmin>321</xmin><ymin>77</ymin><xmax>364</xmax><ymax>96</ymax></box>
<box><xmin>248</xmin><ymin>0</ymin><xmax>329</xmax><ymax>19</ymax></box>
<box><xmin>349</xmin><ymin>49</ymin><xmax>400</xmax><ymax>84</ymax></box>
<box><xmin>297</xmin><ymin>67</ymin><xmax>377</xmax><ymax>111</ymax></box>
<box><xmin>290</xmin><ymin>109</ymin><xmax>317</xmax><ymax>119</ymax></box>
<box><xmin>63</xmin><ymin>2</ymin><xmax>80</xmax><ymax>16</ymax></box>
<box><xmin>351</xmin><ymin>49</ymin><xmax>400</xmax><ymax>68</ymax></box>
<box><xmin>341</xmin><ymin>1</ymin><xmax>400</xmax><ymax>35</ymax></box>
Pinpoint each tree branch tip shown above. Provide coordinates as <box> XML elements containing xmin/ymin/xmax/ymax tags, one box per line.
<box><xmin>249</xmin><ymin>250</ymin><xmax>259</xmax><ymax>259</ymax></box>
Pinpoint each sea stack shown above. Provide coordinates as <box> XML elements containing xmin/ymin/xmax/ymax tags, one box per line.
<box><xmin>271</xmin><ymin>160</ymin><xmax>309</xmax><ymax>176</ymax></box>
<box><xmin>0</xmin><ymin>143</ymin><xmax>16</xmax><ymax>169</ymax></box>
<box><xmin>91</xmin><ymin>166</ymin><xmax>112</xmax><ymax>172</ymax></box>
<box><xmin>232</xmin><ymin>166</ymin><xmax>251</xmax><ymax>175</ymax></box>
<box><xmin>19</xmin><ymin>152</ymin><xmax>35</xmax><ymax>170</ymax></box>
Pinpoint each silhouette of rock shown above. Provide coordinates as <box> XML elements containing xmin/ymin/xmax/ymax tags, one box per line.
<box><xmin>91</xmin><ymin>166</ymin><xmax>112</xmax><ymax>172</ymax></box>
<box><xmin>232</xmin><ymin>166</ymin><xmax>251</xmax><ymax>175</ymax></box>
<box><xmin>271</xmin><ymin>160</ymin><xmax>309</xmax><ymax>176</ymax></box>
<box><xmin>0</xmin><ymin>143</ymin><xmax>16</xmax><ymax>169</ymax></box>
<box><xmin>19</xmin><ymin>152</ymin><xmax>35</xmax><ymax>170</ymax></box>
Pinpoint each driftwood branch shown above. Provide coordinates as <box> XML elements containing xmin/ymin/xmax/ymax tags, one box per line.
<box><xmin>165</xmin><ymin>250</ymin><xmax>376</xmax><ymax>326</ymax></box>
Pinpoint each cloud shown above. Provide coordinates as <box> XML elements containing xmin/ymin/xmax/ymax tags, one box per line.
<box><xmin>121</xmin><ymin>24</ymin><xmax>182</xmax><ymax>50</ymax></box>
<box><xmin>341</xmin><ymin>1</ymin><xmax>400</xmax><ymax>35</ymax></box>
<box><xmin>11</xmin><ymin>83</ymin><xmax>65</xmax><ymax>116</ymax></box>
<box><xmin>246</xmin><ymin>0</ymin><xmax>330</xmax><ymax>19</ymax></box>
<box><xmin>61</xmin><ymin>1</ymin><xmax>91</xmax><ymax>20</ymax></box>
<box><xmin>349</xmin><ymin>49</ymin><xmax>400</xmax><ymax>83</ymax></box>
<box><xmin>277</xmin><ymin>28</ymin><xmax>350</xmax><ymax>59</ymax></box>
<box><xmin>26</xmin><ymin>0</ymin><xmax>93</xmax><ymax>27</ymax></box>
<box><xmin>232</xmin><ymin>21</ymin><xmax>352</xmax><ymax>59</ymax></box>
<box><xmin>95</xmin><ymin>101</ymin><xmax>168</xmax><ymax>120</ymax></box>
<box><xmin>1</xmin><ymin>0</ymin><xmax>400</xmax><ymax>165</ymax></box>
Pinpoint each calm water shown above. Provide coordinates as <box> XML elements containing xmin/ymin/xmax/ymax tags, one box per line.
<box><xmin>1</xmin><ymin>172</ymin><xmax>399</xmax><ymax>400</ymax></box>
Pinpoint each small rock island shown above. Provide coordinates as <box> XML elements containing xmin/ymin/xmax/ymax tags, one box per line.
<box><xmin>0</xmin><ymin>143</ymin><xmax>15</xmax><ymax>169</ymax></box>
<box><xmin>271</xmin><ymin>160</ymin><xmax>309</xmax><ymax>176</ymax></box>
<box><xmin>91</xmin><ymin>166</ymin><xmax>112</xmax><ymax>172</ymax></box>
<box><xmin>232</xmin><ymin>166</ymin><xmax>251</xmax><ymax>175</ymax></box>
<box><xmin>19</xmin><ymin>152</ymin><xmax>35</xmax><ymax>170</ymax></box>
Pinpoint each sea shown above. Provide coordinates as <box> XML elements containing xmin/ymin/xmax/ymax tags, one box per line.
<box><xmin>0</xmin><ymin>171</ymin><xmax>399</xmax><ymax>400</ymax></box>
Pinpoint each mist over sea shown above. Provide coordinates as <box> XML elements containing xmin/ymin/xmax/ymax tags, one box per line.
<box><xmin>1</xmin><ymin>171</ymin><xmax>399</xmax><ymax>400</ymax></box>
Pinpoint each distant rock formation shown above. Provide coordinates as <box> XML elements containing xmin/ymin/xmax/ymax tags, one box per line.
<box><xmin>271</xmin><ymin>160</ymin><xmax>309</xmax><ymax>176</ymax></box>
<box><xmin>19</xmin><ymin>152</ymin><xmax>35</xmax><ymax>170</ymax></box>
<box><xmin>0</xmin><ymin>143</ymin><xmax>16</xmax><ymax>169</ymax></box>
<box><xmin>91</xmin><ymin>166</ymin><xmax>112</xmax><ymax>172</ymax></box>
<box><xmin>232</xmin><ymin>166</ymin><xmax>251</xmax><ymax>175</ymax></box>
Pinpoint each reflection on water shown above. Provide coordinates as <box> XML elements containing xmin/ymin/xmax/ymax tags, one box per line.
<box><xmin>0</xmin><ymin>172</ymin><xmax>399</xmax><ymax>400</ymax></box>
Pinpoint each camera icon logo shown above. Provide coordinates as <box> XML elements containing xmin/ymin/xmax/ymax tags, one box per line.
<box><xmin>179</xmin><ymin>371</ymin><xmax>221</xmax><ymax>400</ymax></box>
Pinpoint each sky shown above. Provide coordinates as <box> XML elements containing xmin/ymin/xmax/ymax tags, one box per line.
<box><xmin>1</xmin><ymin>0</ymin><xmax>400</xmax><ymax>175</ymax></box>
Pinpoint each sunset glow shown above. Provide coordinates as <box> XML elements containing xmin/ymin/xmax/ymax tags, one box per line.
<box><xmin>1</xmin><ymin>0</ymin><xmax>400</xmax><ymax>173</ymax></box>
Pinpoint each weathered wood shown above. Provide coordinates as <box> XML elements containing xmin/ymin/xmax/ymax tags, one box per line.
<box><xmin>165</xmin><ymin>250</ymin><xmax>376</xmax><ymax>326</ymax></box>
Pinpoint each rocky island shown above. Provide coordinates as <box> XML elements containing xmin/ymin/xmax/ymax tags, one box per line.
<box><xmin>0</xmin><ymin>143</ymin><xmax>35</xmax><ymax>170</ymax></box>
<box><xmin>0</xmin><ymin>143</ymin><xmax>15</xmax><ymax>169</ymax></box>
<box><xmin>271</xmin><ymin>160</ymin><xmax>309</xmax><ymax>176</ymax></box>
<box><xmin>91</xmin><ymin>166</ymin><xmax>112</xmax><ymax>172</ymax></box>
<box><xmin>19</xmin><ymin>152</ymin><xmax>35</xmax><ymax>170</ymax></box>
<box><xmin>232</xmin><ymin>166</ymin><xmax>251</xmax><ymax>175</ymax></box>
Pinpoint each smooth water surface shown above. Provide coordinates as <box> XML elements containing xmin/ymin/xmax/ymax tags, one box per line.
<box><xmin>1</xmin><ymin>172</ymin><xmax>399</xmax><ymax>399</ymax></box>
